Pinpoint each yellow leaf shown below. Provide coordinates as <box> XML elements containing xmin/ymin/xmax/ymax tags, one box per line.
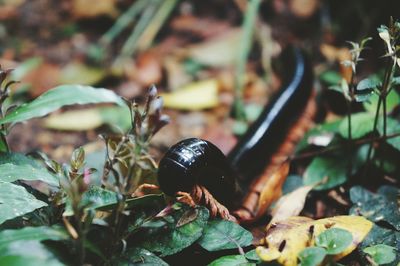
<box><xmin>44</xmin><ymin>109</ymin><xmax>103</xmax><ymax>131</ymax></box>
<box><xmin>160</xmin><ymin>79</ymin><xmax>219</xmax><ymax>110</ymax></box>
<box><xmin>257</xmin><ymin>215</ymin><xmax>373</xmax><ymax>266</ymax></box>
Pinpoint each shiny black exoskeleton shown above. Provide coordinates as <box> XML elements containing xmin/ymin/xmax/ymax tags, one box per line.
<box><xmin>157</xmin><ymin>138</ymin><xmax>241</xmax><ymax>208</ymax></box>
<box><xmin>157</xmin><ymin>46</ymin><xmax>313</xmax><ymax>205</ymax></box>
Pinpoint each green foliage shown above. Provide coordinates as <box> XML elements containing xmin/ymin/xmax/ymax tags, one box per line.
<box><xmin>350</xmin><ymin>186</ymin><xmax>400</xmax><ymax>231</ymax></box>
<box><xmin>338</xmin><ymin>112</ymin><xmax>374</xmax><ymax>139</ymax></box>
<box><xmin>138</xmin><ymin>204</ymin><xmax>210</xmax><ymax>257</ymax></box>
<box><xmin>198</xmin><ymin>219</ymin><xmax>253</xmax><ymax>251</ymax></box>
<box><xmin>208</xmin><ymin>255</ymin><xmax>254</xmax><ymax>266</ymax></box>
<box><xmin>0</xmin><ymin>152</ymin><xmax>59</xmax><ymax>186</ymax></box>
<box><xmin>315</xmin><ymin>228</ymin><xmax>353</xmax><ymax>255</ymax></box>
<box><xmin>0</xmin><ymin>226</ymin><xmax>68</xmax><ymax>249</ymax></box>
<box><xmin>363</xmin><ymin>244</ymin><xmax>397</xmax><ymax>265</ymax></box>
<box><xmin>0</xmin><ymin>85</ymin><xmax>126</xmax><ymax>125</ymax></box>
<box><xmin>304</xmin><ymin>154</ymin><xmax>348</xmax><ymax>190</ymax></box>
<box><xmin>298</xmin><ymin>247</ymin><xmax>327</xmax><ymax>266</ymax></box>
<box><xmin>0</xmin><ymin>240</ymin><xmax>65</xmax><ymax>266</ymax></box>
<box><xmin>114</xmin><ymin>248</ymin><xmax>168</xmax><ymax>266</ymax></box>
<box><xmin>0</xmin><ymin>182</ymin><xmax>47</xmax><ymax>225</ymax></box>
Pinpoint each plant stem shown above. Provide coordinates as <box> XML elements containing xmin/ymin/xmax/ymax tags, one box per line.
<box><xmin>291</xmin><ymin>131</ymin><xmax>400</xmax><ymax>161</ymax></box>
<box><xmin>100</xmin><ymin>0</ymin><xmax>148</xmax><ymax>45</ymax></box>
<box><xmin>233</xmin><ymin>0</ymin><xmax>261</xmax><ymax>121</ymax></box>
<box><xmin>363</xmin><ymin>57</ymin><xmax>394</xmax><ymax>172</ymax></box>
<box><xmin>136</xmin><ymin>0</ymin><xmax>179</xmax><ymax>51</ymax></box>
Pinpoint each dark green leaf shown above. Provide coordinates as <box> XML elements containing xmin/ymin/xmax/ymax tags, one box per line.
<box><xmin>198</xmin><ymin>219</ymin><xmax>253</xmax><ymax>251</ymax></box>
<box><xmin>315</xmin><ymin>228</ymin><xmax>352</xmax><ymax>255</ymax></box>
<box><xmin>0</xmin><ymin>182</ymin><xmax>47</xmax><ymax>225</ymax></box>
<box><xmin>139</xmin><ymin>205</ymin><xmax>209</xmax><ymax>256</ymax></box>
<box><xmin>363</xmin><ymin>244</ymin><xmax>396</xmax><ymax>265</ymax></box>
<box><xmin>114</xmin><ymin>248</ymin><xmax>168</xmax><ymax>266</ymax></box>
<box><xmin>282</xmin><ymin>175</ymin><xmax>304</xmax><ymax>195</ymax></box>
<box><xmin>208</xmin><ymin>255</ymin><xmax>253</xmax><ymax>266</ymax></box>
<box><xmin>0</xmin><ymin>136</ymin><xmax>7</xmax><ymax>152</ymax></box>
<box><xmin>298</xmin><ymin>247</ymin><xmax>327</xmax><ymax>266</ymax></box>
<box><xmin>295</xmin><ymin>120</ymin><xmax>340</xmax><ymax>153</ymax></box>
<box><xmin>0</xmin><ymin>153</ymin><xmax>59</xmax><ymax>186</ymax></box>
<box><xmin>304</xmin><ymin>155</ymin><xmax>348</xmax><ymax>190</ymax></box>
<box><xmin>245</xmin><ymin>249</ymin><xmax>260</xmax><ymax>262</ymax></box>
<box><xmin>364</xmin><ymin>89</ymin><xmax>400</xmax><ymax>114</ymax></box>
<box><xmin>319</xmin><ymin>71</ymin><xmax>342</xmax><ymax>85</ymax></box>
<box><xmin>338</xmin><ymin>112</ymin><xmax>374</xmax><ymax>139</ymax></box>
<box><xmin>377</xmin><ymin>117</ymin><xmax>400</xmax><ymax>151</ymax></box>
<box><xmin>0</xmin><ymin>226</ymin><xmax>69</xmax><ymax>249</ymax></box>
<box><xmin>0</xmin><ymin>240</ymin><xmax>65</xmax><ymax>266</ymax></box>
<box><xmin>357</xmin><ymin>78</ymin><xmax>381</xmax><ymax>91</ymax></box>
<box><xmin>0</xmin><ymin>85</ymin><xmax>126</xmax><ymax>125</ymax></box>
<box><xmin>357</xmin><ymin>225</ymin><xmax>400</xmax><ymax>266</ymax></box>
<box><xmin>349</xmin><ymin>186</ymin><xmax>400</xmax><ymax>231</ymax></box>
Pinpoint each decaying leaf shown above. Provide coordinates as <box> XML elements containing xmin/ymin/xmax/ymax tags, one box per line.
<box><xmin>44</xmin><ymin>109</ymin><xmax>103</xmax><ymax>131</ymax></box>
<box><xmin>184</xmin><ymin>29</ymin><xmax>242</xmax><ymax>67</ymax></box>
<box><xmin>256</xmin><ymin>216</ymin><xmax>373</xmax><ymax>265</ymax></box>
<box><xmin>71</xmin><ymin>0</ymin><xmax>118</xmax><ymax>19</ymax></box>
<box><xmin>160</xmin><ymin>79</ymin><xmax>219</xmax><ymax>110</ymax></box>
<box><xmin>255</xmin><ymin>162</ymin><xmax>290</xmax><ymax>219</ymax></box>
<box><xmin>269</xmin><ymin>184</ymin><xmax>315</xmax><ymax>225</ymax></box>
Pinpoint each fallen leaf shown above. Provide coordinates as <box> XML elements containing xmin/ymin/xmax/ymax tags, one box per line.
<box><xmin>255</xmin><ymin>162</ymin><xmax>290</xmax><ymax>219</ymax></box>
<box><xmin>161</xmin><ymin>79</ymin><xmax>219</xmax><ymax>110</ymax></box>
<box><xmin>320</xmin><ymin>44</ymin><xmax>352</xmax><ymax>83</ymax></box>
<box><xmin>71</xmin><ymin>0</ymin><xmax>118</xmax><ymax>19</ymax></box>
<box><xmin>59</xmin><ymin>61</ymin><xmax>106</xmax><ymax>85</ymax></box>
<box><xmin>269</xmin><ymin>184</ymin><xmax>315</xmax><ymax>225</ymax></box>
<box><xmin>43</xmin><ymin>109</ymin><xmax>103</xmax><ymax>131</ymax></box>
<box><xmin>185</xmin><ymin>29</ymin><xmax>242</xmax><ymax>67</ymax></box>
<box><xmin>289</xmin><ymin>0</ymin><xmax>319</xmax><ymax>18</ymax></box>
<box><xmin>256</xmin><ymin>215</ymin><xmax>373</xmax><ymax>266</ymax></box>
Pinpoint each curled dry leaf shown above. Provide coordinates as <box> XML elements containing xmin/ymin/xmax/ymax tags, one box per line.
<box><xmin>256</xmin><ymin>216</ymin><xmax>373</xmax><ymax>266</ymax></box>
<box><xmin>269</xmin><ymin>184</ymin><xmax>315</xmax><ymax>225</ymax></box>
<box><xmin>160</xmin><ymin>79</ymin><xmax>219</xmax><ymax>110</ymax></box>
<box><xmin>255</xmin><ymin>162</ymin><xmax>290</xmax><ymax>219</ymax></box>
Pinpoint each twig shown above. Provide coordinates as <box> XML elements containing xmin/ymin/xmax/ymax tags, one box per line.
<box><xmin>291</xmin><ymin>131</ymin><xmax>400</xmax><ymax>161</ymax></box>
<box><xmin>233</xmin><ymin>0</ymin><xmax>261</xmax><ymax>120</ymax></box>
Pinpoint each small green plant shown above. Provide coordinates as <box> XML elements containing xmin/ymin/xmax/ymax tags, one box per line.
<box><xmin>0</xmin><ymin>67</ymin><xmax>255</xmax><ymax>265</ymax></box>
<box><xmin>298</xmin><ymin>228</ymin><xmax>353</xmax><ymax>266</ymax></box>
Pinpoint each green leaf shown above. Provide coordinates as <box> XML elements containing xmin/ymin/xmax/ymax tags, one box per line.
<box><xmin>0</xmin><ymin>153</ymin><xmax>59</xmax><ymax>186</ymax></box>
<box><xmin>315</xmin><ymin>228</ymin><xmax>353</xmax><ymax>255</ymax></box>
<box><xmin>208</xmin><ymin>255</ymin><xmax>253</xmax><ymax>266</ymax></box>
<box><xmin>357</xmin><ymin>78</ymin><xmax>381</xmax><ymax>92</ymax></box>
<box><xmin>295</xmin><ymin>120</ymin><xmax>340</xmax><ymax>153</ymax></box>
<box><xmin>363</xmin><ymin>244</ymin><xmax>396</xmax><ymax>265</ymax></box>
<box><xmin>114</xmin><ymin>248</ymin><xmax>168</xmax><ymax>266</ymax></box>
<box><xmin>298</xmin><ymin>247</ymin><xmax>327</xmax><ymax>266</ymax></box>
<box><xmin>0</xmin><ymin>226</ymin><xmax>69</xmax><ymax>249</ymax></box>
<box><xmin>364</xmin><ymin>89</ymin><xmax>400</xmax><ymax>114</ymax></box>
<box><xmin>64</xmin><ymin>186</ymin><xmax>164</xmax><ymax>215</ymax></box>
<box><xmin>304</xmin><ymin>155</ymin><xmax>348</xmax><ymax>190</ymax></box>
<box><xmin>0</xmin><ymin>240</ymin><xmax>65</xmax><ymax>266</ymax></box>
<box><xmin>10</xmin><ymin>57</ymin><xmax>43</xmax><ymax>81</ymax></box>
<box><xmin>0</xmin><ymin>136</ymin><xmax>7</xmax><ymax>152</ymax></box>
<box><xmin>0</xmin><ymin>85</ymin><xmax>126</xmax><ymax>125</ymax></box>
<box><xmin>319</xmin><ymin>71</ymin><xmax>342</xmax><ymax>86</ymax></box>
<box><xmin>377</xmin><ymin>117</ymin><xmax>400</xmax><ymax>151</ymax></box>
<box><xmin>0</xmin><ymin>181</ymin><xmax>47</xmax><ymax>225</ymax></box>
<box><xmin>338</xmin><ymin>112</ymin><xmax>374</xmax><ymax>139</ymax></box>
<box><xmin>349</xmin><ymin>186</ymin><xmax>400</xmax><ymax>231</ymax></box>
<box><xmin>245</xmin><ymin>249</ymin><xmax>261</xmax><ymax>262</ymax></box>
<box><xmin>198</xmin><ymin>219</ymin><xmax>253</xmax><ymax>251</ymax></box>
<box><xmin>139</xmin><ymin>205</ymin><xmax>209</xmax><ymax>256</ymax></box>
<box><xmin>357</xmin><ymin>224</ymin><xmax>400</xmax><ymax>266</ymax></box>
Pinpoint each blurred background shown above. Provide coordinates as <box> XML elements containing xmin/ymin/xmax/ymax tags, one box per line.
<box><xmin>0</xmin><ymin>0</ymin><xmax>398</xmax><ymax>161</ymax></box>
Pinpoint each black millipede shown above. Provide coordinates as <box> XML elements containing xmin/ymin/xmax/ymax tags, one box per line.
<box><xmin>157</xmin><ymin>46</ymin><xmax>314</xmax><ymax>218</ymax></box>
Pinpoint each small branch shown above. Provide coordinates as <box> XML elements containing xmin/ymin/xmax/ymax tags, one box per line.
<box><xmin>291</xmin><ymin>131</ymin><xmax>400</xmax><ymax>161</ymax></box>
